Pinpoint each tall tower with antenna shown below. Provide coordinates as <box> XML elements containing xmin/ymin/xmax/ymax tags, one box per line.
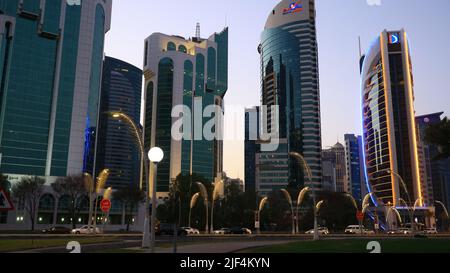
<box><xmin>196</xmin><ymin>22</ymin><xmax>201</xmax><ymax>39</ymax></box>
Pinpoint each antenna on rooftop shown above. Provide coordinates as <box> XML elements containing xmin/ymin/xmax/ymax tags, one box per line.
<box><xmin>358</xmin><ymin>36</ymin><xmax>362</xmax><ymax>58</ymax></box>
<box><xmin>196</xmin><ymin>23</ymin><xmax>201</xmax><ymax>39</ymax></box>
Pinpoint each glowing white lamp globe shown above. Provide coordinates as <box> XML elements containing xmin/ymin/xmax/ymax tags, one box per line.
<box><xmin>148</xmin><ymin>147</ymin><xmax>164</xmax><ymax>163</ymax></box>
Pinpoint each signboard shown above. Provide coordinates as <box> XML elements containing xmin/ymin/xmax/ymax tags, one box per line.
<box><xmin>0</xmin><ymin>189</ymin><xmax>14</xmax><ymax>211</ymax></box>
<box><xmin>283</xmin><ymin>1</ymin><xmax>303</xmax><ymax>15</ymax></box>
<box><xmin>389</xmin><ymin>33</ymin><xmax>400</xmax><ymax>44</ymax></box>
<box><xmin>357</xmin><ymin>211</ymin><xmax>365</xmax><ymax>222</ymax></box>
<box><xmin>100</xmin><ymin>199</ymin><xmax>111</xmax><ymax>213</ymax></box>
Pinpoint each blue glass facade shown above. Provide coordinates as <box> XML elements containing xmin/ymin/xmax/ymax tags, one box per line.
<box><xmin>259</xmin><ymin>0</ymin><xmax>322</xmax><ymax>191</ymax></box>
<box><xmin>96</xmin><ymin>57</ymin><xmax>142</xmax><ymax>189</ymax></box>
<box><xmin>345</xmin><ymin>134</ymin><xmax>365</xmax><ymax>203</ymax></box>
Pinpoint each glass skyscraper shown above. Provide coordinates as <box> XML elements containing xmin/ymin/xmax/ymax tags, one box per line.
<box><xmin>0</xmin><ymin>0</ymin><xmax>112</xmax><ymax>178</ymax></box>
<box><xmin>96</xmin><ymin>56</ymin><xmax>142</xmax><ymax>189</ymax></box>
<box><xmin>143</xmin><ymin>28</ymin><xmax>228</xmax><ymax>194</ymax></box>
<box><xmin>245</xmin><ymin>107</ymin><xmax>260</xmax><ymax>194</ymax></box>
<box><xmin>361</xmin><ymin>29</ymin><xmax>423</xmax><ymax>207</ymax></box>
<box><xmin>259</xmin><ymin>0</ymin><xmax>322</xmax><ymax>191</ymax></box>
<box><xmin>344</xmin><ymin>134</ymin><xmax>366</xmax><ymax>203</ymax></box>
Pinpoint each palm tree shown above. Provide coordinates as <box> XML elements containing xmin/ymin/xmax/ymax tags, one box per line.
<box><xmin>113</xmin><ymin>187</ymin><xmax>145</xmax><ymax>231</ymax></box>
<box><xmin>424</xmin><ymin>117</ymin><xmax>450</xmax><ymax>160</ymax></box>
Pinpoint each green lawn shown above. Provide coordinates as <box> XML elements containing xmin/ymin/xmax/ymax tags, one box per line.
<box><xmin>0</xmin><ymin>238</ymin><xmax>119</xmax><ymax>252</ymax></box>
<box><xmin>242</xmin><ymin>239</ymin><xmax>450</xmax><ymax>253</ymax></box>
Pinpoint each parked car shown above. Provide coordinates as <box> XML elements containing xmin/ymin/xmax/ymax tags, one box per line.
<box><xmin>230</xmin><ymin>227</ymin><xmax>252</xmax><ymax>235</ymax></box>
<box><xmin>344</xmin><ymin>225</ymin><xmax>373</xmax><ymax>235</ymax></box>
<box><xmin>398</xmin><ymin>228</ymin><xmax>413</xmax><ymax>235</ymax></box>
<box><xmin>213</xmin><ymin>228</ymin><xmax>231</xmax><ymax>235</ymax></box>
<box><xmin>180</xmin><ymin>227</ymin><xmax>200</xmax><ymax>235</ymax></box>
<box><xmin>71</xmin><ymin>225</ymin><xmax>102</xmax><ymax>234</ymax></box>
<box><xmin>156</xmin><ymin>223</ymin><xmax>188</xmax><ymax>236</ymax></box>
<box><xmin>305</xmin><ymin>227</ymin><xmax>329</xmax><ymax>235</ymax></box>
<box><xmin>41</xmin><ymin>226</ymin><xmax>72</xmax><ymax>234</ymax></box>
<box><xmin>425</xmin><ymin>228</ymin><xmax>438</xmax><ymax>234</ymax></box>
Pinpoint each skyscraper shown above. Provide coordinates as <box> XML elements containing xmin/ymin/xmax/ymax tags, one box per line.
<box><xmin>344</xmin><ymin>134</ymin><xmax>366</xmax><ymax>203</ymax></box>
<box><xmin>361</xmin><ymin>29</ymin><xmax>423</xmax><ymax>206</ymax></box>
<box><xmin>96</xmin><ymin>57</ymin><xmax>142</xmax><ymax>189</ymax></box>
<box><xmin>416</xmin><ymin>113</ymin><xmax>450</xmax><ymax>210</ymax></box>
<box><xmin>321</xmin><ymin>143</ymin><xmax>346</xmax><ymax>193</ymax></box>
<box><xmin>143</xmin><ymin>27</ymin><xmax>228</xmax><ymax>194</ymax></box>
<box><xmin>245</xmin><ymin>107</ymin><xmax>260</xmax><ymax>194</ymax></box>
<box><xmin>259</xmin><ymin>0</ymin><xmax>322</xmax><ymax>191</ymax></box>
<box><xmin>0</xmin><ymin>0</ymin><xmax>112</xmax><ymax>178</ymax></box>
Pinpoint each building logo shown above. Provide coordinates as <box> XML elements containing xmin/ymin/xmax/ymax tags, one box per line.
<box><xmin>389</xmin><ymin>33</ymin><xmax>399</xmax><ymax>44</ymax></box>
<box><xmin>283</xmin><ymin>1</ymin><xmax>303</xmax><ymax>15</ymax></box>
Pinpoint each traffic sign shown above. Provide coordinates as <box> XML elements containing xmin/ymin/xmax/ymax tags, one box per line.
<box><xmin>0</xmin><ymin>189</ymin><xmax>14</xmax><ymax>211</ymax></box>
<box><xmin>100</xmin><ymin>199</ymin><xmax>111</xmax><ymax>213</ymax></box>
<box><xmin>357</xmin><ymin>211</ymin><xmax>364</xmax><ymax>221</ymax></box>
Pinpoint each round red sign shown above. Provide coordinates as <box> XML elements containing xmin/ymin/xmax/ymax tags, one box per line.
<box><xmin>356</xmin><ymin>211</ymin><xmax>364</xmax><ymax>221</ymax></box>
<box><xmin>100</xmin><ymin>199</ymin><xmax>111</xmax><ymax>212</ymax></box>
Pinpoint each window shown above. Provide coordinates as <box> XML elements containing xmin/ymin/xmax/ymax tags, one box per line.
<box><xmin>178</xmin><ymin>45</ymin><xmax>187</xmax><ymax>53</ymax></box>
<box><xmin>167</xmin><ymin>42</ymin><xmax>176</xmax><ymax>51</ymax></box>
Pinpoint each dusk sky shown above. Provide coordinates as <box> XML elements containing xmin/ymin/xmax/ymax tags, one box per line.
<box><xmin>105</xmin><ymin>0</ymin><xmax>450</xmax><ymax>179</ymax></box>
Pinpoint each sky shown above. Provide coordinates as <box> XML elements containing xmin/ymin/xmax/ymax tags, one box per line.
<box><xmin>104</xmin><ymin>0</ymin><xmax>450</xmax><ymax>180</ymax></box>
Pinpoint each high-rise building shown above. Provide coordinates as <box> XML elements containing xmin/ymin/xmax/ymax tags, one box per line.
<box><xmin>321</xmin><ymin>143</ymin><xmax>346</xmax><ymax>193</ymax></box>
<box><xmin>143</xmin><ymin>27</ymin><xmax>228</xmax><ymax>195</ymax></box>
<box><xmin>416</xmin><ymin>113</ymin><xmax>450</xmax><ymax>210</ymax></box>
<box><xmin>96</xmin><ymin>57</ymin><xmax>142</xmax><ymax>189</ymax></box>
<box><xmin>245</xmin><ymin>107</ymin><xmax>260</xmax><ymax>194</ymax></box>
<box><xmin>0</xmin><ymin>1</ymin><xmax>112</xmax><ymax>178</ymax></box>
<box><xmin>259</xmin><ymin>0</ymin><xmax>322</xmax><ymax>191</ymax></box>
<box><xmin>344</xmin><ymin>134</ymin><xmax>367</xmax><ymax>203</ymax></box>
<box><xmin>361</xmin><ymin>29</ymin><xmax>423</xmax><ymax>206</ymax></box>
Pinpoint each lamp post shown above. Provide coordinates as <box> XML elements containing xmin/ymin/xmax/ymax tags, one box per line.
<box><xmin>189</xmin><ymin>192</ymin><xmax>200</xmax><ymax>228</ymax></box>
<box><xmin>196</xmin><ymin>182</ymin><xmax>209</xmax><ymax>234</ymax></box>
<box><xmin>148</xmin><ymin>147</ymin><xmax>164</xmax><ymax>253</ymax></box>
<box><xmin>281</xmin><ymin>189</ymin><xmax>296</xmax><ymax>235</ymax></box>
<box><xmin>108</xmin><ymin>112</ymin><xmax>152</xmax><ymax>249</ymax></box>
<box><xmin>387</xmin><ymin>170</ymin><xmax>415</xmax><ymax>232</ymax></box>
<box><xmin>289</xmin><ymin>152</ymin><xmax>318</xmax><ymax>240</ymax></box>
<box><xmin>211</xmin><ymin>180</ymin><xmax>223</xmax><ymax>233</ymax></box>
<box><xmin>257</xmin><ymin>197</ymin><xmax>268</xmax><ymax>234</ymax></box>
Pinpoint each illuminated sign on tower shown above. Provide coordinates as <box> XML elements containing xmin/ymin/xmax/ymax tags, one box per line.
<box><xmin>283</xmin><ymin>1</ymin><xmax>303</xmax><ymax>15</ymax></box>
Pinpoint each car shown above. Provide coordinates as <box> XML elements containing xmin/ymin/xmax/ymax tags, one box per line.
<box><xmin>398</xmin><ymin>228</ymin><xmax>413</xmax><ymax>235</ymax></box>
<box><xmin>213</xmin><ymin>228</ymin><xmax>232</xmax><ymax>235</ymax></box>
<box><xmin>41</xmin><ymin>226</ymin><xmax>72</xmax><ymax>234</ymax></box>
<box><xmin>425</xmin><ymin>228</ymin><xmax>438</xmax><ymax>234</ymax></box>
<box><xmin>180</xmin><ymin>227</ymin><xmax>200</xmax><ymax>235</ymax></box>
<box><xmin>230</xmin><ymin>227</ymin><xmax>252</xmax><ymax>235</ymax></box>
<box><xmin>305</xmin><ymin>227</ymin><xmax>329</xmax><ymax>235</ymax></box>
<box><xmin>344</xmin><ymin>225</ymin><xmax>374</xmax><ymax>235</ymax></box>
<box><xmin>157</xmin><ymin>224</ymin><xmax>188</xmax><ymax>236</ymax></box>
<box><xmin>71</xmin><ymin>225</ymin><xmax>102</xmax><ymax>234</ymax></box>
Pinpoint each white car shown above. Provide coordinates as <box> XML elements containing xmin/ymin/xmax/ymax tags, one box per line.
<box><xmin>305</xmin><ymin>227</ymin><xmax>329</xmax><ymax>235</ymax></box>
<box><xmin>425</xmin><ymin>228</ymin><xmax>438</xmax><ymax>235</ymax></box>
<box><xmin>180</xmin><ymin>227</ymin><xmax>200</xmax><ymax>235</ymax></box>
<box><xmin>213</xmin><ymin>228</ymin><xmax>231</xmax><ymax>235</ymax></box>
<box><xmin>71</xmin><ymin>225</ymin><xmax>102</xmax><ymax>234</ymax></box>
<box><xmin>345</xmin><ymin>225</ymin><xmax>371</xmax><ymax>235</ymax></box>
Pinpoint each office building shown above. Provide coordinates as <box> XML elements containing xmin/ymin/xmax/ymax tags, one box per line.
<box><xmin>0</xmin><ymin>0</ymin><xmax>112</xmax><ymax>178</ymax></box>
<box><xmin>245</xmin><ymin>107</ymin><xmax>260</xmax><ymax>193</ymax></box>
<box><xmin>96</xmin><ymin>57</ymin><xmax>142</xmax><ymax>189</ymax></box>
<box><xmin>361</xmin><ymin>29</ymin><xmax>423</xmax><ymax>206</ymax></box>
<box><xmin>416</xmin><ymin>113</ymin><xmax>450</xmax><ymax>210</ymax></box>
<box><xmin>143</xmin><ymin>27</ymin><xmax>228</xmax><ymax>195</ymax></box>
<box><xmin>259</xmin><ymin>0</ymin><xmax>322</xmax><ymax>191</ymax></box>
<box><xmin>345</xmin><ymin>134</ymin><xmax>367</xmax><ymax>203</ymax></box>
<box><xmin>321</xmin><ymin>143</ymin><xmax>346</xmax><ymax>193</ymax></box>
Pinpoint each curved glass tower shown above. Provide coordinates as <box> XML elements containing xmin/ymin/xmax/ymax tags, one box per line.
<box><xmin>96</xmin><ymin>57</ymin><xmax>142</xmax><ymax>189</ymax></box>
<box><xmin>361</xmin><ymin>29</ymin><xmax>423</xmax><ymax>206</ymax></box>
<box><xmin>258</xmin><ymin>0</ymin><xmax>322</xmax><ymax>191</ymax></box>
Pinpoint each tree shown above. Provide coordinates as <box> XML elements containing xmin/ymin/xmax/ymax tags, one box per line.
<box><xmin>11</xmin><ymin>176</ymin><xmax>45</xmax><ymax>231</ymax></box>
<box><xmin>424</xmin><ymin>117</ymin><xmax>450</xmax><ymax>160</ymax></box>
<box><xmin>113</xmin><ymin>187</ymin><xmax>145</xmax><ymax>231</ymax></box>
<box><xmin>0</xmin><ymin>174</ymin><xmax>9</xmax><ymax>192</ymax></box>
<box><xmin>51</xmin><ymin>174</ymin><xmax>86</xmax><ymax>229</ymax></box>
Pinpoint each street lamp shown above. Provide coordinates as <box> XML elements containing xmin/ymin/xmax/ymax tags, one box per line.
<box><xmin>196</xmin><ymin>182</ymin><xmax>209</xmax><ymax>234</ymax></box>
<box><xmin>148</xmin><ymin>147</ymin><xmax>164</xmax><ymax>253</ymax></box>
<box><xmin>281</xmin><ymin>189</ymin><xmax>296</xmax><ymax>235</ymax></box>
<box><xmin>211</xmin><ymin>180</ymin><xmax>224</xmax><ymax>233</ymax></box>
<box><xmin>257</xmin><ymin>197</ymin><xmax>268</xmax><ymax>234</ymax></box>
<box><xmin>189</xmin><ymin>193</ymin><xmax>200</xmax><ymax>227</ymax></box>
<box><xmin>289</xmin><ymin>152</ymin><xmax>319</xmax><ymax>240</ymax></box>
<box><xmin>108</xmin><ymin>112</ymin><xmax>151</xmax><ymax>249</ymax></box>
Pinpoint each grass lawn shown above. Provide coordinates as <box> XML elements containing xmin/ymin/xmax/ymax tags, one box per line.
<box><xmin>241</xmin><ymin>239</ymin><xmax>450</xmax><ymax>253</ymax></box>
<box><xmin>0</xmin><ymin>238</ymin><xmax>119</xmax><ymax>252</ymax></box>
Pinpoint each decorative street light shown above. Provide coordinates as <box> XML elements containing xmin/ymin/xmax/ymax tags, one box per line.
<box><xmin>257</xmin><ymin>196</ymin><xmax>269</xmax><ymax>234</ymax></box>
<box><xmin>189</xmin><ymin>192</ymin><xmax>200</xmax><ymax>228</ymax></box>
<box><xmin>196</xmin><ymin>182</ymin><xmax>209</xmax><ymax>234</ymax></box>
<box><xmin>148</xmin><ymin>147</ymin><xmax>164</xmax><ymax>253</ymax></box>
<box><xmin>211</xmin><ymin>180</ymin><xmax>224</xmax><ymax>233</ymax></box>
<box><xmin>280</xmin><ymin>189</ymin><xmax>296</xmax><ymax>235</ymax></box>
<box><xmin>289</xmin><ymin>152</ymin><xmax>319</xmax><ymax>240</ymax></box>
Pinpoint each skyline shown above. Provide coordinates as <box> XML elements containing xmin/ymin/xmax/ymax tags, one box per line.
<box><xmin>105</xmin><ymin>0</ymin><xmax>450</xmax><ymax>179</ymax></box>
